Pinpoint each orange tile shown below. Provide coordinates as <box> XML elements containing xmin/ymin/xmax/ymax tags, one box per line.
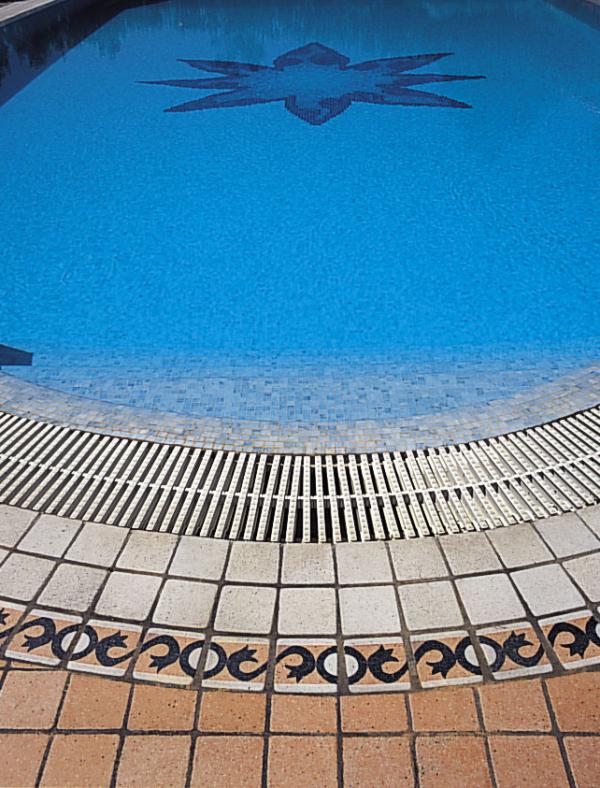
<box><xmin>127</xmin><ymin>683</ymin><xmax>196</xmax><ymax>731</ymax></box>
<box><xmin>341</xmin><ymin>693</ymin><xmax>408</xmax><ymax>733</ymax></box>
<box><xmin>0</xmin><ymin>670</ymin><xmax>67</xmax><ymax>729</ymax></box>
<box><xmin>0</xmin><ymin>733</ymin><xmax>48</xmax><ymax>786</ymax></box>
<box><xmin>40</xmin><ymin>733</ymin><xmax>119</xmax><ymax>787</ymax></box>
<box><xmin>479</xmin><ymin>678</ymin><xmax>551</xmax><ymax>732</ymax></box>
<box><xmin>546</xmin><ymin>672</ymin><xmax>600</xmax><ymax>732</ymax></box>
<box><xmin>416</xmin><ymin>735</ymin><xmax>492</xmax><ymax>788</ymax></box>
<box><xmin>191</xmin><ymin>735</ymin><xmax>263</xmax><ymax>788</ymax></box>
<box><xmin>117</xmin><ymin>735</ymin><xmax>191</xmax><ymax>787</ymax></box>
<box><xmin>344</xmin><ymin>736</ymin><xmax>413</xmax><ymax>787</ymax></box>
<box><xmin>270</xmin><ymin>694</ymin><xmax>337</xmax><ymax>733</ymax></box>
<box><xmin>58</xmin><ymin>673</ymin><xmax>130</xmax><ymax>730</ymax></box>
<box><xmin>564</xmin><ymin>736</ymin><xmax>600</xmax><ymax>787</ymax></box>
<box><xmin>268</xmin><ymin>735</ymin><xmax>338</xmax><ymax>788</ymax></box>
<box><xmin>410</xmin><ymin>686</ymin><xmax>480</xmax><ymax>732</ymax></box>
<box><xmin>199</xmin><ymin>690</ymin><xmax>266</xmax><ymax>733</ymax></box>
<box><xmin>489</xmin><ymin>735</ymin><xmax>568</xmax><ymax>787</ymax></box>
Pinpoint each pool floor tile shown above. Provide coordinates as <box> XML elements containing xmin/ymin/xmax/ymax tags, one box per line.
<box><xmin>39</xmin><ymin>733</ymin><xmax>119</xmax><ymax>788</ymax></box>
<box><xmin>343</xmin><ymin>736</ymin><xmax>414</xmax><ymax>787</ymax></box>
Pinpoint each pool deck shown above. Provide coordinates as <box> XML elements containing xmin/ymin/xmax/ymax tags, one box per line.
<box><xmin>1</xmin><ymin>502</ymin><xmax>600</xmax><ymax>785</ymax></box>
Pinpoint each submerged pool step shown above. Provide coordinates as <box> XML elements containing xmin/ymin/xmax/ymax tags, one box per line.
<box><xmin>0</xmin><ymin>406</ymin><xmax>599</xmax><ymax>542</ymax></box>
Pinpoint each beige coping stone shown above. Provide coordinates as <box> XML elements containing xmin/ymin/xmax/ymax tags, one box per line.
<box><xmin>335</xmin><ymin>542</ymin><xmax>393</xmax><ymax>585</ymax></box>
<box><xmin>0</xmin><ymin>548</ymin><xmax>7</xmax><ymax>565</ymax></box>
<box><xmin>116</xmin><ymin>531</ymin><xmax>177</xmax><ymax>574</ymax></box>
<box><xmin>37</xmin><ymin>564</ymin><xmax>107</xmax><ymax>611</ymax></box>
<box><xmin>533</xmin><ymin>513</ymin><xmax>600</xmax><ymax>558</ymax></box>
<box><xmin>563</xmin><ymin>553</ymin><xmax>600</xmax><ymax>603</ymax></box>
<box><xmin>578</xmin><ymin>505</ymin><xmax>600</xmax><ymax>540</ymax></box>
<box><xmin>95</xmin><ymin>571</ymin><xmax>162</xmax><ymax>621</ymax></box>
<box><xmin>152</xmin><ymin>578</ymin><xmax>217</xmax><ymax>629</ymax></box>
<box><xmin>169</xmin><ymin>536</ymin><xmax>229</xmax><ymax>581</ymax></box>
<box><xmin>0</xmin><ymin>553</ymin><xmax>55</xmax><ymax>601</ymax></box>
<box><xmin>486</xmin><ymin>523</ymin><xmax>553</xmax><ymax>568</ymax></box>
<box><xmin>440</xmin><ymin>532</ymin><xmax>502</xmax><ymax>575</ymax></box>
<box><xmin>339</xmin><ymin>585</ymin><xmax>400</xmax><ymax>635</ymax></box>
<box><xmin>278</xmin><ymin>587</ymin><xmax>337</xmax><ymax>635</ymax></box>
<box><xmin>511</xmin><ymin>565</ymin><xmax>585</xmax><ymax>616</ymax></box>
<box><xmin>0</xmin><ymin>506</ymin><xmax>37</xmax><ymax>548</ymax></box>
<box><xmin>398</xmin><ymin>580</ymin><xmax>463</xmax><ymax>631</ymax></box>
<box><xmin>388</xmin><ymin>538</ymin><xmax>447</xmax><ymax>581</ymax></box>
<box><xmin>225</xmin><ymin>542</ymin><xmax>279</xmax><ymax>584</ymax></box>
<box><xmin>18</xmin><ymin>514</ymin><xmax>81</xmax><ymax>558</ymax></box>
<box><xmin>65</xmin><ymin>522</ymin><xmax>128</xmax><ymax>568</ymax></box>
<box><xmin>281</xmin><ymin>544</ymin><xmax>335</xmax><ymax>585</ymax></box>
<box><xmin>214</xmin><ymin>585</ymin><xmax>277</xmax><ymax>634</ymax></box>
<box><xmin>455</xmin><ymin>574</ymin><xmax>525</xmax><ymax>625</ymax></box>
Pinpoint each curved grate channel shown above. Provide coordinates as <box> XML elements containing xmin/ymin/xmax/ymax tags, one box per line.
<box><xmin>0</xmin><ymin>407</ymin><xmax>600</xmax><ymax>541</ymax></box>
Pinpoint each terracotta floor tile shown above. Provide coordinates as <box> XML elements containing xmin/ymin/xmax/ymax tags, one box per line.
<box><xmin>411</xmin><ymin>686</ymin><xmax>480</xmax><ymax>732</ymax></box>
<box><xmin>0</xmin><ymin>670</ymin><xmax>67</xmax><ymax>729</ymax></box>
<box><xmin>40</xmin><ymin>733</ymin><xmax>119</xmax><ymax>787</ymax></box>
<box><xmin>127</xmin><ymin>684</ymin><xmax>196</xmax><ymax>731</ymax></box>
<box><xmin>0</xmin><ymin>733</ymin><xmax>48</xmax><ymax>786</ymax></box>
<box><xmin>268</xmin><ymin>735</ymin><xmax>338</xmax><ymax>788</ymax></box>
<box><xmin>564</xmin><ymin>736</ymin><xmax>600</xmax><ymax>787</ymax></box>
<box><xmin>344</xmin><ymin>736</ymin><xmax>413</xmax><ymax>787</ymax></box>
<box><xmin>270</xmin><ymin>694</ymin><xmax>337</xmax><ymax>733</ymax></box>
<box><xmin>191</xmin><ymin>735</ymin><xmax>263</xmax><ymax>788</ymax></box>
<box><xmin>58</xmin><ymin>674</ymin><xmax>131</xmax><ymax>730</ymax></box>
<box><xmin>117</xmin><ymin>735</ymin><xmax>191</xmax><ymax>787</ymax></box>
<box><xmin>479</xmin><ymin>679</ymin><xmax>551</xmax><ymax>732</ymax></box>
<box><xmin>547</xmin><ymin>673</ymin><xmax>600</xmax><ymax>732</ymax></box>
<box><xmin>489</xmin><ymin>735</ymin><xmax>568</xmax><ymax>787</ymax></box>
<box><xmin>199</xmin><ymin>690</ymin><xmax>266</xmax><ymax>733</ymax></box>
<box><xmin>416</xmin><ymin>735</ymin><xmax>492</xmax><ymax>788</ymax></box>
<box><xmin>341</xmin><ymin>693</ymin><xmax>408</xmax><ymax>733</ymax></box>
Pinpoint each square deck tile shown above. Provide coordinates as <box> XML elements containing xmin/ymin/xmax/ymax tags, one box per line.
<box><xmin>511</xmin><ymin>565</ymin><xmax>585</xmax><ymax>616</ymax></box>
<box><xmin>579</xmin><ymin>505</ymin><xmax>600</xmax><ymax>539</ymax></box>
<box><xmin>281</xmin><ymin>544</ymin><xmax>335</xmax><ymax>584</ymax></box>
<box><xmin>339</xmin><ymin>585</ymin><xmax>400</xmax><ymax>635</ymax></box>
<box><xmin>40</xmin><ymin>733</ymin><xmax>119</xmax><ymax>788</ymax></box>
<box><xmin>65</xmin><ymin>522</ymin><xmax>128</xmax><ymax>567</ymax></box>
<box><xmin>191</xmin><ymin>736</ymin><xmax>263</xmax><ymax>788</ymax></box>
<box><xmin>534</xmin><ymin>513</ymin><xmax>599</xmax><ymax>558</ymax></box>
<box><xmin>0</xmin><ymin>733</ymin><xmax>48</xmax><ymax>787</ymax></box>
<box><xmin>37</xmin><ymin>563</ymin><xmax>106</xmax><ymax>611</ymax></box>
<box><xmin>278</xmin><ymin>587</ymin><xmax>337</xmax><ymax>635</ymax></box>
<box><xmin>398</xmin><ymin>580</ymin><xmax>463</xmax><ymax>631</ymax></box>
<box><xmin>0</xmin><ymin>506</ymin><xmax>36</xmax><ymax>547</ymax></box>
<box><xmin>18</xmin><ymin>514</ymin><xmax>81</xmax><ymax>558</ymax></box>
<box><xmin>0</xmin><ymin>553</ymin><xmax>55</xmax><ymax>601</ymax></box>
<box><xmin>456</xmin><ymin>573</ymin><xmax>525</xmax><ymax>624</ymax></box>
<box><xmin>336</xmin><ymin>541</ymin><xmax>393</xmax><ymax>585</ymax></box>
<box><xmin>169</xmin><ymin>536</ymin><xmax>229</xmax><ymax>581</ymax></box>
<box><xmin>563</xmin><ymin>553</ymin><xmax>600</xmax><ymax>602</ymax></box>
<box><xmin>486</xmin><ymin>523</ymin><xmax>553</xmax><ymax>568</ymax></box>
<box><xmin>225</xmin><ymin>542</ymin><xmax>279</xmax><ymax>584</ymax></box>
<box><xmin>388</xmin><ymin>538</ymin><xmax>447</xmax><ymax>581</ymax></box>
<box><xmin>152</xmin><ymin>578</ymin><xmax>216</xmax><ymax>629</ymax></box>
<box><xmin>268</xmin><ymin>736</ymin><xmax>338</xmax><ymax>788</ymax></box>
<box><xmin>95</xmin><ymin>571</ymin><xmax>162</xmax><ymax>620</ymax></box>
<box><xmin>116</xmin><ymin>531</ymin><xmax>177</xmax><ymax>574</ymax></box>
<box><xmin>440</xmin><ymin>532</ymin><xmax>502</xmax><ymax>575</ymax></box>
<box><xmin>214</xmin><ymin>584</ymin><xmax>276</xmax><ymax>634</ymax></box>
<box><xmin>117</xmin><ymin>735</ymin><xmax>191</xmax><ymax>787</ymax></box>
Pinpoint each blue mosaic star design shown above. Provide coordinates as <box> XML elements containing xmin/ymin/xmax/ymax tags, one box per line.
<box><xmin>143</xmin><ymin>42</ymin><xmax>484</xmax><ymax>125</ymax></box>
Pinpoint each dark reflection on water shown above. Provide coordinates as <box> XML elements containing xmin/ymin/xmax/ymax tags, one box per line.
<box><xmin>1</xmin><ymin>0</ymin><xmax>597</xmax><ymax>108</ymax></box>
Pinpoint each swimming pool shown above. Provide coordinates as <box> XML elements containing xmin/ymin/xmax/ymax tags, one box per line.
<box><xmin>1</xmin><ymin>0</ymin><xmax>599</xmax><ymax>442</ymax></box>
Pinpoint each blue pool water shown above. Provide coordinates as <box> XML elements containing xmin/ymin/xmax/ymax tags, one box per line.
<box><xmin>1</xmin><ymin>0</ymin><xmax>599</xmax><ymax>425</ymax></box>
